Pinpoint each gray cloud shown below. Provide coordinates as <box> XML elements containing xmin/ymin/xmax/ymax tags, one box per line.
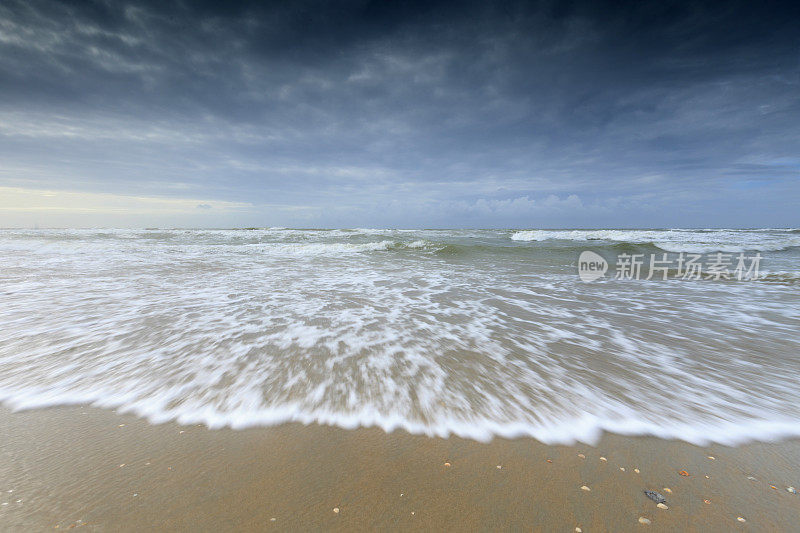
<box><xmin>0</xmin><ymin>0</ymin><xmax>798</xmax><ymax>227</ymax></box>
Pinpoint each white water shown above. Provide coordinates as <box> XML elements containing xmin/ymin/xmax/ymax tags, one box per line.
<box><xmin>1</xmin><ymin>228</ymin><xmax>799</xmax><ymax>445</ymax></box>
<box><xmin>510</xmin><ymin>228</ymin><xmax>800</xmax><ymax>253</ymax></box>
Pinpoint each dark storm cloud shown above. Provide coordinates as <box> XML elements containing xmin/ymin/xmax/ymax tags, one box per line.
<box><xmin>0</xmin><ymin>0</ymin><xmax>798</xmax><ymax>227</ymax></box>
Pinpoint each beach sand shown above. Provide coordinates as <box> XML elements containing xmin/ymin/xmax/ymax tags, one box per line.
<box><xmin>1</xmin><ymin>406</ymin><xmax>798</xmax><ymax>531</ymax></box>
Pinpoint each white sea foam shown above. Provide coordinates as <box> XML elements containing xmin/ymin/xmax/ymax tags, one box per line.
<box><xmin>1</xmin><ymin>228</ymin><xmax>799</xmax><ymax>445</ymax></box>
<box><xmin>510</xmin><ymin>228</ymin><xmax>800</xmax><ymax>252</ymax></box>
<box><xmin>262</xmin><ymin>240</ymin><xmax>397</xmax><ymax>255</ymax></box>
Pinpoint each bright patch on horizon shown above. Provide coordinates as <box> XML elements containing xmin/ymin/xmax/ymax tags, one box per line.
<box><xmin>0</xmin><ymin>187</ymin><xmax>250</xmax><ymax>215</ymax></box>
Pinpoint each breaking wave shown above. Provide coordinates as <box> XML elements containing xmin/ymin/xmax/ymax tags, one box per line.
<box><xmin>1</xmin><ymin>228</ymin><xmax>799</xmax><ymax>445</ymax></box>
<box><xmin>510</xmin><ymin>229</ymin><xmax>800</xmax><ymax>253</ymax></box>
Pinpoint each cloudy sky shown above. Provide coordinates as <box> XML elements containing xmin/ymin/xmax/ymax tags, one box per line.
<box><xmin>0</xmin><ymin>0</ymin><xmax>798</xmax><ymax>228</ymax></box>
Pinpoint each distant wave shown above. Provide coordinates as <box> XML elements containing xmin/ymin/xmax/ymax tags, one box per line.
<box><xmin>261</xmin><ymin>240</ymin><xmax>397</xmax><ymax>254</ymax></box>
<box><xmin>253</xmin><ymin>240</ymin><xmax>440</xmax><ymax>255</ymax></box>
<box><xmin>510</xmin><ymin>229</ymin><xmax>800</xmax><ymax>253</ymax></box>
<box><xmin>0</xmin><ymin>237</ymin><xmax>439</xmax><ymax>256</ymax></box>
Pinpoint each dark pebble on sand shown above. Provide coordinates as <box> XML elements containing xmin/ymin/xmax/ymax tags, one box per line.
<box><xmin>644</xmin><ymin>490</ymin><xmax>666</xmax><ymax>504</ymax></box>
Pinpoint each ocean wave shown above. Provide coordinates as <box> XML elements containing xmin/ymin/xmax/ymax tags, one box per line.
<box><xmin>255</xmin><ymin>240</ymin><xmax>442</xmax><ymax>255</ymax></box>
<box><xmin>0</xmin><ymin>236</ymin><xmax>441</xmax><ymax>257</ymax></box>
<box><xmin>6</xmin><ymin>228</ymin><xmax>799</xmax><ymax>255</ymax></box>
<box><xmin>261</xmin><ymin>240</ymin><xmax>397</xmax><ymax>255</ymax></box>
<box><xmin>510</xmin><ymin>229</ymin><xmax>800</xmax><ymax>253</ymax></box>
<box><xmin>758</xmin><ymin>271</ymin><xmax>800</xmax><ymax>284</ymax></box>
<box><xmin>4</xmin><ymin>389</ymin><xmax>800</xmax><ymax>446</ymax></box>
<box><xmin>1</xmin><ymin>227</ymin><xmax>799</xmax><ymax>447</ymax></box>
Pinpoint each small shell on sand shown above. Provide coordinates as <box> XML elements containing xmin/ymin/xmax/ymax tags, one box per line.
<box><xmin>411</xmin><ymin>511</ymin><xmax>415</xmax><ymax>515</ymax></box>
<box><xmin>546</xmin><ymin>459</ymin><xmax>553</xmax><ymax>463</ymax></box>
<box><xmin>770</xmin><ymin>485</ymin><xmax>777</xmax><ymax>490</ymax></box>
<box><xmin>638</xmin><ymin>517</ymin><xmax>651</xmax><ymax>525</ymax></box>
<box><xmin>270</xmin><ymin>518</ymin><xmax>276</xmax><ymax>522</ymax></box>
<box><xmin>704</xmin><ymin>499</ymin><xmax>711</xmax><ymax>504</ymax></box>
<box><xmin>578</xmin><ymin>454</ymin><xmax>585</xmax><ymax>459</ymax></box>
<box><xmin>496</xmin><ymin>465</ymin><xmax>502</xmax><ymax>469</ymax></box>
<box><xmin>600</xmin><ymin>456</ymin><xmax>607</xmax><ymax>462</ymax></box>
<box><xmin>333</xmin><ymin>508</ymin><xmax>339</xmax><ymax>514</ymax></box>
<box><xmin>678</xmin><ymin>470</ymin><xmax>689</xmax><ymax>476</ymax></box>
<box><xmin>580</xmin><ymin>485</ymin><xmax>591</xmax><ymax>491</ymax></box>
<box><xmin>747</xmin><ymin>476</ymin><xmax>757</xmax><ymax>481</ymax></box>
<box><xmin>575</xmin><ymin>528</ymin><xmax>582</xmax><ymax>532</ymax></box>
<box><xmin>663</xmin><ymin>488</ymin><xmax>672</xmax><ymax>493</ymax></box>
<box><xmin>634</xmin><ymin>468</ymin><xmax>640</xmax><ymax>474</ymax></box>
<box><xmin>737</xmin><ymin>517</ymin><xmax>746</xmax><ymax>522</ymax></box>
<box><xmin>657</xmin><ymin>503</ymin><xmax>668</xmax><ymax>510</ymax></box>
<box><xmin>707</xmin><ymin>456</ymin><xmax>715</xmax><ymax>460</ymax></box>
<box><xmin>787</xmin><ymin>487</ymin><xmax>797</xmax><ymax>494</ymax></box>
<box><xmin>620</xmin><ymin>467</ymin><xmax>626</xmax><ymax>471</ymax></box>
<box><xmin>444</xmin><ymin>462</ymin><xmax>451</xmax><ymax>467</ymax></box>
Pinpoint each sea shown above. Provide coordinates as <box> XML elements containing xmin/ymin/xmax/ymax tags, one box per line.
<box><xmin>1</xmin><ymin>228</ymin><xmax>798</xmax><ymax>445</ymax></box>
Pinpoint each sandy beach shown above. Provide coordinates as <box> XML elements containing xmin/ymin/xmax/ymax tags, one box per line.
<box><xmin>1</xmin><ymin>406</ymin><xmax>798</xmax><ymax>531</ymax></box>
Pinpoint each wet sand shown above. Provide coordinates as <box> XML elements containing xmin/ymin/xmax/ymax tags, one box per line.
<box><xmin>1</xmin><ymin>406</ymin><xmax>799</xmax><ymax>531</ymax></box>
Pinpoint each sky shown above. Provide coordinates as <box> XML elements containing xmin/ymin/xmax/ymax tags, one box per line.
<box><xmin>0</xmin><ymin>0</ymin><xmax>798</xmax><ymax>228</ymax></box>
